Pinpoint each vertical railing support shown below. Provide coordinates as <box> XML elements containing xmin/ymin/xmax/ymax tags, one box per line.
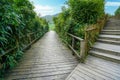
<box><xmin>0</xmin><ymin>63</ymin><xmax>2</xmax><ymax>69</ymax></box>
<box><xmin>72</xmin><ymin>37</ymin><xmax>74</xmax><ymax>48</ymax></box>
<box><xmin>28</xmin><ymin>34</ymin><xmax>31</xmax><ymax>43</ymax></box>
<box><xmin>72</xmin><ymin>37</ymin><xmax>75</xmax><ymax>55</ymax></box>
<box><xmin>80</xmin><ymin>40</ymin><xmax>86</xmax><ymax>62</ymax></box>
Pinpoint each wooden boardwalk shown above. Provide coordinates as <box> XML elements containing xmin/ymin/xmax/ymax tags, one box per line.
<box><xmin>5</xmin><ymin>19</ymin><xmax>120</xmax><ymax>80</ymax></box>
<box><xmin>5</xmin><ymin>31</ymin><xmax>78</xmax><ymax>80</ymax></box>
<box><xmin>66</xmin><ymin>56</ymin><xmax>120</xmax><ymax>80</ymax></box>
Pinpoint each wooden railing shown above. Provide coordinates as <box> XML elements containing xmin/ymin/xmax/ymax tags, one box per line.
<box><xmin>67</xmin><ymin>33</ymin><xmax>86</xmax><ymax>62</ymax></box>
<box><xmin>0</xmin><ymin>31</ymin><xmax>42</xmax><ymax>69</ymax></box>
<box><xmin>66</xmin><ymin>15</ymin><xmax>108</xmax><ymax>62</ymax></box>
<box><xmin>2</xmin><ymin>31</ymin><xmax>42</xmax><ymax>56</ymax></box>
<box><xmin>85</xmin><ymin>15</ymin><xmax>108</xmax><ymax>53</ymax></box>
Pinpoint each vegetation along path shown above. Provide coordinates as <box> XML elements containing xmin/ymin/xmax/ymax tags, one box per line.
<box><xmin>5</xmin><ymin>31</ymin><xmax>78</xmax><ymax>80</ymax></box>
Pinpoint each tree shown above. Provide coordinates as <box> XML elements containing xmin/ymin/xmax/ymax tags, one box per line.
<box><xmin>68</xmin><ymin>0</ymin><xmax>105</xmax><ymax>24</ymax></box>
<box><xmin>115</xmin><ymin>6</ymin><xmax>120</xmax><ymax>15</ymax></box>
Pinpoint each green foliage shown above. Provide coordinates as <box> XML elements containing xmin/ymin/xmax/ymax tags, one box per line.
<box><xmin>115</xmin><ymin>6</ymin><xmax>120</xmax><ymax>15</ymax></box>
<box><xmin>0</xmin><ymin>0</ymin><xmax>48</xmax><ymax>77</ymax></box>
<box><xmin>54</xmin><ymin>0</ymin><xmax>105</xmax><ymax>56</ymax></box>
<box><xmin>54</xmin><ymin>0</ymin><xmax>105</xmax><ymax>37</ymax></box>
<box><xmin>49</xmin><ymin>23</ymin><xmax>55</xmax><ymax>31</ymax></box>
<box><xmin>68</xmin><ymin>0</ymin><xmax>105</xmax><ymax>24</ymax></box>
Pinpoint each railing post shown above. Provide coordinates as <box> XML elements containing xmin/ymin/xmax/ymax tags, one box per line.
<box><xmin>0</xmin><ymin>63</ymin><xmax>2</xmax><ymax>69</ymax></box>
<box><xmin>71</xmin><ymin>36</ymin><xmax>75</xmax><ymax>55</ymax></box>
<box><xmin>28</xmin><ymin>34</ymin><xmax>31</xmax><ymax>43</ymax></box>
<box><xmin>72</xmin><ymin>37</ymin><xmax>74</xmax><ymax>48</ymax></box>
<box><xmin>80</xmin><ymin>40</ymin><xmax>86</xmax><ymax>63</ymax></box>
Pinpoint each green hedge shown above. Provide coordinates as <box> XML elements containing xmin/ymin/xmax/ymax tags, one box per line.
<box><xmin>0</xmin><ymin>0</ymin><xmax>48</xmax><ymax>78</ymax></box>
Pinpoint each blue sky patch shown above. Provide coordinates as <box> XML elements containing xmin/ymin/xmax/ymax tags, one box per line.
<box><xmin>30</xmin><ymin>0</ymin><xmax>120</xmax><ymax>16</ymax></box>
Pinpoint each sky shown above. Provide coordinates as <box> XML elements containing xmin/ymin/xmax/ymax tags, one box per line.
<box><xmin>30</xmin><ymin>0</ymin><xmax>120</xmax><ymax>17</ymax></box>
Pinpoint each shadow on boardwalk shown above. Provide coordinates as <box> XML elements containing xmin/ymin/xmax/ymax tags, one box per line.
<box><xmin>5</xmin><ymin>31</ymin><xmax>78</xmax><ymax>80</ymax></box>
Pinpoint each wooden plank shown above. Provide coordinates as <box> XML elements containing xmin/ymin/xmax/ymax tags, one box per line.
<box><xmin>66</xmin><ymin>55</ymin><xmax>120</xmax><ymax>80</ymax></box>
<box><xmin>10</xmin><ymin>64</ymin><xmax>77</xmax><ymax>73</ymax></box>
<box><xmin>29</xmin><ymin>73</ymin><xmax>69</xmax><ymax>80</ymax></box>
<box><xmin>79</xmin><ymin>64</ymin><xmax>120</xmax><ymax>80</ymax></box>
<box><xmin>69</xmin><ymin>73</ymin><xmax>85</xmax><ymax>80</ymax></box>
<box><xmin>9</xmin><ymin>66</ymin><xmax>74</xmax><ymax>76</ymax></box>
<box><xmin>85</xmin><ymin>62</ymin><xmax>120</xmax><ymax>78</ymax></box>
<box><xmin>7</xmin><ymin>69</ymin><xmax>72</xmax><ymax>80</ymax></box>
<box><xmin>76</xmin><ymin>67</ymin><xmax>104</xmax><ymax>80</ymax></box>
<box><xmin>77</xmin><ymin>64</ymin><xmax>113</xmax><ymax>80</ymax></box>
<box><xmin>74</xmin><ymin>70</ymin><xmax>94</xmax><ymax>80</ymax></box>
<box><xmin>13</xmin><ymin>61</ymin><xmax>78</xmax><ymax>70</ymax></box>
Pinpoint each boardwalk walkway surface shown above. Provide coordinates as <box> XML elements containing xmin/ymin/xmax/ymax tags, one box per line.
<box><xmin>66</xmin><ymin>56</ymin><xmax>120</xmax><ymax>80</ymax></box>
<box><xmin>5</xmin><ymin>31</ymin><xmax>78</xmax><ymax>80</ymax></box>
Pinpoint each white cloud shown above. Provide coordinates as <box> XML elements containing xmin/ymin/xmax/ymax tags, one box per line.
<box><xmin>34</xmin><ymin>5</ymin><xmax>55</xmax><ymax>16</ymax></box>
<box><xmin>106</xmin><ymin>2</ymin><xmax>120</xmax><ymax>6</ymax></box>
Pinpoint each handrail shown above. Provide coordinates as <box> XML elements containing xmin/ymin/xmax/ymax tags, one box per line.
<box><xmin>0</xmin><ymin>47</ymin><xmax>17</xmax><ymax>59</ymax></box>
<box><xmin>85</xmin><ymin>15</ymin><xmax>108</xmax><ymax>54</ymax></box>
<box><xmin>19</xmin><ymin>31</ymin><xmax>39</xmax><ymax>39</ymax></box>
<box><xmin>0</xmin><ymin>31</ymin><xmax>42</xmax><ymax>69</ymax></box>
<box><xmin>0</xmin><ymin>31</ymin><xmax>40</xmax><ymax>59</ymax></box>
<box><xmin>67</xmin><ymin>33</ymin><xmax>86</xmax><ymax>62</ymax></box>
<box><xmin>86</xmin><ymin>27</ymin><xmax>97</xmax><ymax>31</ymax></box>
<box><xmin>65</xmin><ymin>15</ymin><xmax>108</xmax><ymax>63</ymax></box>
<box><xmin>67</xmin><ymin>33</ymin><xmax>84</xmax><ymax>41</ymax></box>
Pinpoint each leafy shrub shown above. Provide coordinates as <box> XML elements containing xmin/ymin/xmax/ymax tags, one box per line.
<box><xmin>115</xmin><ymin>6</ymin><xmax>120</xmax><ymax>15</ymax></box>
<box><xmin>0</xmin><ymin>0</ymin><xmax>48</xmax><ymax>77</ymax></box>
<box><xmin>54</xmin><ymin>0</ymin><xmax>105</xmax><ymax>38</ymax></box>
<box><xmin>68</xmin><ymin>0</ymin><xmax>105</xmax><ymax>24</ymax></box>
<box><xmin>115</xmin><ymin>6</ymin><xmax>120</xmax><ymax>19</ymax></box>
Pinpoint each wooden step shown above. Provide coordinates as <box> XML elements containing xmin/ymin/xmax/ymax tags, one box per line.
<box><xmin>106</xmin><ymin>20</ymin><xmax>120</xmax><ymax>27</ymax></box>
<box><xmin>102</xmin><ymin>30</ymin><xmax>120</xmax><ymax>32</ymax></box>
<box><xmin>92</xmin><ymin>47</ymin><xmax>120</xmax><ymax>56</ymax></box>
<box><xmin>104</xmin><ymin>26</ymin><xmax>120</xmax><ymax>30</ymax></box>
<box><xmin>90</xmin><ymin>42</ymin><xmax>120</xmax><ymax>63</ymax></box>
<box><xmin>99</xmin><ymin>34</ymin><xmax>120</xmax><ymax>41</ymax></box>
<box><xmin>92</xmin><ymin>42</ymin><xmax>120</xmax><ymax>54</ymax></box>
<box><xmin>97</xmin><ymin>39</ymin><xmax>120</xmax><ymax>45</ymax></box>
<box><xmin>90</xmin><ymin>50</ymin><xmax>120</xmax><ymax>63</ymax></box>
<box><xmin>101</xmin><ymin>30</ymin><xmax>120</xmax><ymax>35</ymax></box>
<box><xmin>108</xmin><ymin>19</ymin><xmax>120</xmax><ymax>23</ymax></box>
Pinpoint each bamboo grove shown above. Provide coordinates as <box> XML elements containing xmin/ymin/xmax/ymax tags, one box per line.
<box><xmin>0</xmin><ymin>0</ymin><xmax>48</xmax><ymax>77</ymax></box>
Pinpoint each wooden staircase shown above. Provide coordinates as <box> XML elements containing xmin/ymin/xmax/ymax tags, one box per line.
<box><xmin>66</xmin><ymin>19</ymin><xmax>120</xmax><ymax>80</ymax></box>
<box><xmin>90</xmin><ymin>19</ymin><xmax>120</xmax><ymax>63</ymax></box>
